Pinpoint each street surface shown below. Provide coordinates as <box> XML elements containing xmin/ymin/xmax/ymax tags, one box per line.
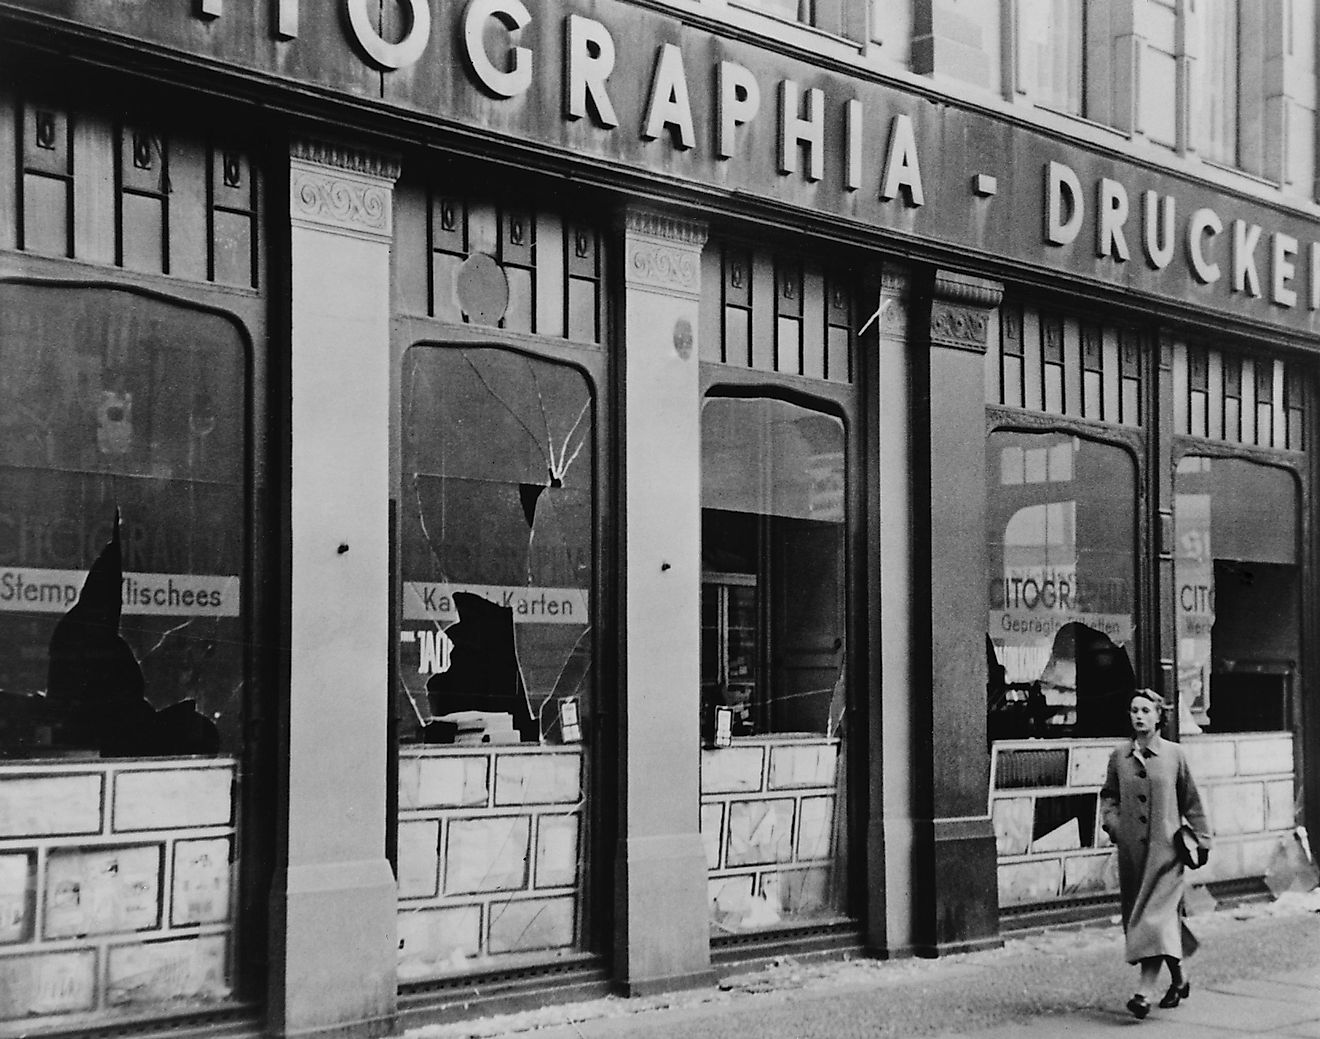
<box><xmin>407</xmin><ymin>892</ymin><xmax>1320</xmax><ymax>1038</ymax></box>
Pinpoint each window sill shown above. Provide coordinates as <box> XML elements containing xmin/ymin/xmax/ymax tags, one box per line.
<box><xmin>1028</xmin><ymin>102</ymin><xmax>1132</xmax><ymax>142</ymax></box>
<box><xmin>722</xmin><ymin>0</ymin><xmax>864</xmax><ymax>55</ymax></box>
<box><xmin>706</xmin><ymin>733</ymin><xmax>840</xmax><ymax>744</ymax></box>
<box><xmin>1199</xmin><ymin>158</ymin><xmax>1281</xmax><ymax>192</ymax></box>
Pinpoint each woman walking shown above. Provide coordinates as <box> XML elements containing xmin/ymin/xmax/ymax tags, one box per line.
<box><xmin>1100</xmin><ymin>687</ymin><xmax>1212</xmax><ymax>1020</ymax></box>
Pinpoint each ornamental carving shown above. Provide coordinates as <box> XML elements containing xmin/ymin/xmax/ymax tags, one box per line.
<box><xmin>932</xmin><ymin>270</ymin><xmax>1003</xmax><ymax>310</ymax></box>
<box><xmin>622</xmin><ymin>208</ymin><xmax>707</xmax><ymax>247</ymax></box>
<box><xmin>926</xmin><ymin>270</ymin><xmax>1001</xmax><ymax>354</ymax></box>
<box><xmin>878</xmin><ymin>297</ymin><xmax>907</xmax><ymax>339</ymax></box>
<box><xmin>929</xmin><ymin>301</ymin><xmax>991</xmax><ymax>353</ymax></box>
<box><xmin>625</xmin><ymin>240</ymin><xmax>700</xmax><ymax>296</ymax></box>
<box><xmin>290</xmin><ymin>169</ymin><xmax>392</xmax><ymax>239</ymax></box>
<box><xmin>290</xmin><ymin>138</ymin><xmax>401</xmax><ymax>182</ymax></box>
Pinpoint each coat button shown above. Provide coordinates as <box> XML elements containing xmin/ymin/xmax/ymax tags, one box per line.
<box><xmin>1136</xmin><ymin>771</ymin><xmax>1147</xmax><ymax>779</ymax></box>
<box><xmin>1138</xmin><ymin>794</ymin><xmax>1147</xmax><ymax>802</ymax></box>
<box><xmin>1139</xmin><ymin>816</ymin><xmax>1147</xmax><ymax>824</ymax></box>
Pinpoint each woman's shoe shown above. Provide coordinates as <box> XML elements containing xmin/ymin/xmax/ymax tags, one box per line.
<box><xmin>1159</xmin><ymin>980</ymin><xmax>1191</xmax><ymax>1008</ymax></box>
<box><xmin>1126</xmin><ymin>994</ymin><xmax>1152</xmax><ymax>1019</ymax></box>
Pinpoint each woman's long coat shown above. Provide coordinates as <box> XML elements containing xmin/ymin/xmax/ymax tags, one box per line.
<box><xmin>1100</xmin><ymin>734</ymin><xmax>1211</xmax><ymax>963</ymax></box>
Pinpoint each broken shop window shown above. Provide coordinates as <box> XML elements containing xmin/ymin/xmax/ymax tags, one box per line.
<box><xmin>399</xmin><ymin>345</ymin><xmax>594</xmax><ymax>746</ymax></box>
<box><xmin>984</xmin><ymin>431</ymin><xmax>1137</xmax><ymax>741</ymax></box>
<box><xmin>699</xmin><ymin>395</ymin><xmax>851</xmax><ymax>934</ymax></box>
<box><xmin>699</xmin><ymin>396</ymin><xmax>847</xmax><ymax>739</ymax></box>
<box><xmin>0</xmin><ymin>284</ymin><xmax>248</xmax><ymax>757</ymax></box>
<box><xmin>1174</xmin><ymin>456</ymin><xmax>1299</xmax><ymax>735</ymax></box>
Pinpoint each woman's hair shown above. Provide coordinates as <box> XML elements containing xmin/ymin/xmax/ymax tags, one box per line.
<box><xmin>1130</xmin><ymin>687</ymin><xmax>1169</xmax><ymax>711</ymax></box>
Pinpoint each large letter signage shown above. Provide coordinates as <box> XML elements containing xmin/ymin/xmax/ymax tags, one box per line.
<box><xmin>345</xmin><ymin>0</ymin><xmax>429</xmax><ymax>69</ymax></box>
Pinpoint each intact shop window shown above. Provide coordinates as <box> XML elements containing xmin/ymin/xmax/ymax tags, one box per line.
<box><xmin>1174</xmin><ymin>457</ymin><xmax>1298</xmax><ymax>734</ymax></box>
<box><xmin>0</xmin><ymin>283</ymin><xmax>247</xmax><ymax>758</ymax></box>
<box><xmin>985</xmin><ymin>430</ymin><xmax>1137</xmax><ymax>741</ymax></box>
<box><xmin>399</xmin><ymin>345</ymin><xmax>594</xmax><ymax>745</ymax></box>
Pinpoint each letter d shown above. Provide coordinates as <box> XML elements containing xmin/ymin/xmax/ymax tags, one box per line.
<box><xmin>1045</xmin><ymin>161</ymin><xmax>1084</xmax><ymax>246</ymax></box>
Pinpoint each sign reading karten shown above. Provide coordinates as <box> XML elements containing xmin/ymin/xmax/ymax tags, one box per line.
<box><xmin>403</xmin><ymin>582</ymin><xmax>588</xmax><ymax>624</ymax></box>
<box><xmin>11</xmin><ymin>0</ymin><xmax>1320</xmax><ymax>334</ymax></box>
<box><xmin>0</xmin><ymin>568</ymin><xmax>239</xmax><ymax>616</ymax></box>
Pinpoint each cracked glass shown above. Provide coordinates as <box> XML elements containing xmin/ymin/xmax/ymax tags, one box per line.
<box><xmin>0</xmin><ymin>283</ymin><xmax>247</xmax><ymax>757</ymax></box>
<box><xmin>399</xmin><ymin>345</ymin><xmax>594</xmax><ymax>745</ymax></box>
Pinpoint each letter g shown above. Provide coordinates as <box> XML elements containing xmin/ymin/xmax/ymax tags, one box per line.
<box><xmin>465</xmin><ymin>0</ymin><xmax>534</xmax><ymax>98</ymax></box>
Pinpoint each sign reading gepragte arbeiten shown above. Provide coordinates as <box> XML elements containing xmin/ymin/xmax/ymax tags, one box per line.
<box><xmin>6</xmin><ymin>0</ymin><xmax>1320</xmax><ymax>337</ymax></box>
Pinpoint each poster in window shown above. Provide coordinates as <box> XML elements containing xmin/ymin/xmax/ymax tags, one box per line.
<box><xmin>45</xmin><ymin>844</ymin><xmax>162</xmax><ymax>938</ymax></box>
<box><xmin>0</xmin><ymin>950</ymin><xmax>97</xmax><ymax>1020</ymax></box>
<box><xmin>0</xmin><ymin>852</ymin><xmax>34</xmax><ymax>944</ymax></box>
<box><xmin>171</xmin><ymin>838</ymin><xmax>232</xmax><ymax>927</ymax></box>
<box><xmin>106</xmin><ymin>935</ymin><xmax>229</xmax><ymax>1006</ymax></box>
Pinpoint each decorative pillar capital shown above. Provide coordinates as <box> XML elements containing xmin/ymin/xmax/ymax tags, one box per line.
<box><xmin>927</xmin><ymin>270</ymin><xmax>1003</xmax><ymax>355</ymax></box>
<box><xmin>289</xmin><ymin>138</ymin><xmax>402</xmax><ymax>242</ymax></box>
<box><xmin>864</xmin><ymin>262</ymin><xmax>913</xmax><ymax>342</ymax></box>
<box><xmin>619</xmin><ymin>206</ymin><xmax>708</xmax><ymax>299</ymax></box>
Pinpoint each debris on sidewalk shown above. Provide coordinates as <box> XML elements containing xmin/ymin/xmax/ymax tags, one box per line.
<box><xmin>405</xmin><ymin>894</ymin><xmax>1320</xmax><ymax>1039</ymax></box>
<box><xmin>1264</xmin><ymin>825</ymin><xmax>1320</xmax><ymax>898</ymax></box>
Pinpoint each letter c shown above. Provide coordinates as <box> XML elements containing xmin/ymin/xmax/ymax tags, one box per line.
<box><xmin>1187</xmin><ymin>207</ymin><xmax>1223</xmax><ymax>284</ymax></box>
<box><xmin>345</xmin><ymin>0</ymin><xmax>430</xmax><ymax>70</ymax></box>
<box><xmin>464</xmin><ymin>0</ymin><xmax>533</xmax><ymax>98</ymax></box>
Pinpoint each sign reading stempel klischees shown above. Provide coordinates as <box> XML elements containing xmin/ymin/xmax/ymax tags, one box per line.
<box><xmin>404</xmin><ymin>583</ymin><xmax>589</xmax><ymax>624</ymax></box>
<box><xmin>0</xmin><ymin>568</ymin><xmax>240</xmax><ymax>617</ymax></box>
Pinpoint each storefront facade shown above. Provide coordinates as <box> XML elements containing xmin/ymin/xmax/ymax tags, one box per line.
<box><xmin>0</xmin><ymin>1</ymin><xmax>1316</xmax><ymax>1036</ymax></box>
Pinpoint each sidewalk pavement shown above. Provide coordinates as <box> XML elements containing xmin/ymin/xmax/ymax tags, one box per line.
<box><xmin>962</xmin><ymin>966</ymin><xmax>1320</xmax><ymax>1038</ymax></box>
<box><xmin>407</xmin><ymin>891</ymin><xmax>1320</xmax><ymax>1038</ymax></box>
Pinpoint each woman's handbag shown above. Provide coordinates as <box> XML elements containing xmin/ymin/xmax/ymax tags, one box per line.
<box><xmin>1176</xmin><ymin>824</ymin><xmax>1209</xmax><ymax>869</ymax></box>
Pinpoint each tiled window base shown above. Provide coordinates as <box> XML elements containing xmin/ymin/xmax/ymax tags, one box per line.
<box><xmin>991</xmin><ymin>733</ymin><xmax>1296</xmax><ymax>907</ymax></box>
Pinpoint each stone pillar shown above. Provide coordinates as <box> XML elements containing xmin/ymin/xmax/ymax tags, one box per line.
<box><xmin>614</xmin><ymin>207</ymin><xmax>715</xmax><ymax>996</ymax></box>
<box><xmin>861</xmin><ymin>266</ymin><xmax>919</xmax><ymax>956</ymax></box>
<box><xmin>268</xmin><ymin>139</ymin><xmax>400</xmax><ymax>1039</ymax></box>
<box><xmin>909</xmin><ymin>270</ymin><xmax>1003</xmax><ymax>956</ymax></box>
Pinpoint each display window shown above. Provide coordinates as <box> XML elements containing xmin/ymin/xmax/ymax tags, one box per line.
<box><xmin>0</xmin><ymin>281</ymin><xmax>251</xmax><ymax>1028</ymax></box>
<box><xmin>1174</xmin><ymin>456</ymin><xmax>1299</xmax><ymax>734</ymax></box>
<box><xmin>398</xmin><ymin>345</ymin><xmax>594</xmax><ymax>746</ymax></box>
<box><xmin>700</xmin><ymin>394</ymin><xmax>849</xmax><ymax>935</ymax></box>
<box><xmin>0</xmin><ymin>88</ymin><xmax>263</xmax><ymax>1028</ymax></box>
<box><xmin>985</xmin><ymin>430</ymin><xmax>1138</xmax><ymax>741</ymax></box>
<box><xmin>394</xmin><ymin>342</ymin><xmax>597</xmax><ymax>978</ymax></box>
<box><xmin>0</xmin><ymin>284</ymin><xmax>247</xmax><ymax>758</ymax></box>
<box><xmin>701</xmin><ymin>397</ymin><xmax>846</xmax><ymax>738</ymax></box>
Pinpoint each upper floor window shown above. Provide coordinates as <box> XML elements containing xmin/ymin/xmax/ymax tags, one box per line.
<box><xmin>1198</xmin><ymin>0</ymin><xmax>1241</xmax><ymax>167</ymax></box>
<box><xmin>1020</xmin><ymin>0</ymin><xmax>1085</xmax><ymax>115</ymax></box>
<box><xmin>729</xmin><ymin>0</ymin><xmax>864</xmax><ymax>40</ymax></box>
<box><xmin>737</xmin><ymin>0</ymin><xmax>813</xmax><ymax>20</ymax></box>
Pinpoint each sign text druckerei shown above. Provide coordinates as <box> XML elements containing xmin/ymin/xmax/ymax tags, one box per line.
<box><xmin>188</xmin><ymin>0</ymin><xmax>1320</xmax><ymax>319</ymax></box>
